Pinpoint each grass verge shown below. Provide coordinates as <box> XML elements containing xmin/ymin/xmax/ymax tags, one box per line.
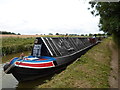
<box><xmin>1</xmin><ymin>37</ymin><xmax>35</xmax><ymax>55</ymax></box>
<box><xmin>38</xmin><ymin>38</ymin><xmax>112</xmax><ymax>88</ymax></box>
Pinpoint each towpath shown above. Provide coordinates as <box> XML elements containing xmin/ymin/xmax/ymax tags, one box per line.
<box><xmin>109</xmin><ymin>40</ymin><xmax>118</xmax><ymax>88</ymax></box>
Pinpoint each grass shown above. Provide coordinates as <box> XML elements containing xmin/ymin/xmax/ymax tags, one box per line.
<box><xmin>38</xmin><ymin>38</ymin><xmax>112</xmax><ymax>88</ymax></box>
<box><xmin>1</xmin><ymin>37</ymin><xmax>35</xmax><ymax>55</ymax></box>
<box><xmin>2</xmin><ymin>37</ymin><xmax>34</xmax><ymax>46</ymax></box>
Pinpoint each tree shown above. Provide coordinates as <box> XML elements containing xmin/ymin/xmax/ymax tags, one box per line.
<box><xmin>93</xmin><ymin>34</ymin><xmax>97</xmax><ymax>37</ymax></box>
<box><xmin>18</xmin><ymin>33</ymin><xmax>21</xmax><ymax>35</ymax></box>
<box><xmin>56</xmin><ymin>33</ymin><xmax>59</xmax><ymax>35</ymax></box>
<box><xmin>65</xmin><ymin>33</ymin><xmax>68</xmax><ymax>36</ymax></box>
<box><xmin>49</xmin><ymin>33</ymin><xmax>53</xmax><ymax>35</ymax></box>
<box><xmin>85</xmin><ymin>34</ymin><xmax>88</xmax><ymax>36</ymax></box>
<box><xmin>98</xmin><ymin>33</ymin><xmax>102</xmax><ymax>36</ymax></box>
<box><xmin>89</xmin><ymin>33</ymin><xmax>93</xmax><ymax>36</ymax></box>
<box><xmin>89</xmin><ymin>1</ymin><xmax>120</xmax><ymax>44</ymax></box>
<box><xmin>81</xmin><ymin>34</ymin><xmax>84</xmax><ymax>36</ymax></box>
<box><xmin>0</xmin><ymin>31</ymin><xmax>17</xmax><ymax>35</ymax></box>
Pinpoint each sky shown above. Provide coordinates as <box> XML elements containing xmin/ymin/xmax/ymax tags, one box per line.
<box><xmin>0</xmin><ymin>0</ymin><xmax>103</xmax><ymax>35</ymax></box>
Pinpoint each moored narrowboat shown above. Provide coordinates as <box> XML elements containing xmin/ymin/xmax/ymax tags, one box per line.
<box><xmin>3</xmin><ymin>37</ymin><xmax>99</xmax><ymax>81</ymax></box>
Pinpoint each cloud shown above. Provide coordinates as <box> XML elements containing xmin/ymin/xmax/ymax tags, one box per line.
<box><xmin>0</xmin><ymin>0</ymin><xmax>103</xmax><ymax>35</ymax></box>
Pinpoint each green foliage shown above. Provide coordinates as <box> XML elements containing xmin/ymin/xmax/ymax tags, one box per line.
<box><xmin>0</xmin><ymin>31</ymin><xmax>19</xmax><ymax>35</ymax></box>
<box><xmin>69</xmin><ymin>34</ymin><xmax>79</xmax><ymax>36</ymax></box>
<box><xmin>89</xmin><ymin>2</ymin><xmax>120</xmax><ymax>45</ymax></box>
<box><xmin>56</xmin><ymin>33</ymin><xmax>59</xmax><ymax>35</ymax></box>
<box><xmin>89</xmin><ymin>33</ymin><xmax>93</xmax><ymax>36</ymax></box>
<box><xmin>81</xmin><ymin>34</ymin><xmax>84</xmax><ymax>36</ymax></box>
<box><xmin>48</xmin><ymin>33</ymin><xmax>53</xmax><ymax>35</ymax></box>
<box><xmin>113</xmin><ymin>33</ymin><xmax>120</xmax><ymax>48</ymax></box>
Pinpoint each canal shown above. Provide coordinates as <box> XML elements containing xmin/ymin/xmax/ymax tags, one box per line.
<box><xmin>1</xmin><ymin>51</ymin><xmax>55</xmax><ymax>89</ymax></box>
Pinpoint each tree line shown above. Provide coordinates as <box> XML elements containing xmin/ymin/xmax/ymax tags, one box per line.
<box><xmin>49</xmin><ymin>33</ymin><xmax>107</xmax><ymax>37</ymax></box>
<box><xmin>0</xmin><ymin>31</ymin><xmax>21</xmax><ymax>35</ymax></box>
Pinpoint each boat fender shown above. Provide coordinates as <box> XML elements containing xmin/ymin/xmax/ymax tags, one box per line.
<box><xmin>3</xmin><ymin>63</ymin><xmax>14</xmax><ymax>74</ymax></box>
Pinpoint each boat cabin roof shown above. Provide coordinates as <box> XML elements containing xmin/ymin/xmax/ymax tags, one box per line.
<box><xmin>31</xmin><ymin>37</ymin><xmax>94</xmax><ymax>57</ymax></box>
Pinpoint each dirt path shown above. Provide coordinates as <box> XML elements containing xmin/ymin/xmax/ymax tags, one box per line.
<box><xmin>109</xmin><ymin>40</ymin><xmax>118</xmax><ymax>88</ymax></box>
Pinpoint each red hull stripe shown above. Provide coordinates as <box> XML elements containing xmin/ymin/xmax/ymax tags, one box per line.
<box><xmin>36</xmin><ymin>59</ymin><xmax>48</xmax><ymax>61</ymax></box>
<box><xmin>15</xmin><ymin>62</ymin><xmax>54</xmax><ymax>67</ymax></box>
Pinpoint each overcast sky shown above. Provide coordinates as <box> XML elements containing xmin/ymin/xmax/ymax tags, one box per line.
<box><xmin>0</xmin><ymin>0</ymin><xmax>103</xmax><ymax>35</ymax></box>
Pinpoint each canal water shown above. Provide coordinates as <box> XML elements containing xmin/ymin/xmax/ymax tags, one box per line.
<box><xmin>1</xmin><ymin>51</ymin><xmax>55</xmax><ymax>89</ymax></box>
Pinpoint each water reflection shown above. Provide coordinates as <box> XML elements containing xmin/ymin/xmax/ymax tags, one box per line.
<box><xmin>2</xmin><ymin>51</ymin><xmax>31</xmax><ymax>63</ymax></box>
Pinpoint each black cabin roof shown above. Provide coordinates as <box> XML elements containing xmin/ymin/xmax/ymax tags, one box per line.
<box><xmin>31</xmin><ymin>37</ymin><xmax>92</xmax><ymax>57</ymax></box>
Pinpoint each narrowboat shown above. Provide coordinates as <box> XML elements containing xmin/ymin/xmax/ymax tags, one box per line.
<box><xmin>3</xmin><ymin>37</ymin><xmax>99</xmax><ymax>81</ymax></box>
